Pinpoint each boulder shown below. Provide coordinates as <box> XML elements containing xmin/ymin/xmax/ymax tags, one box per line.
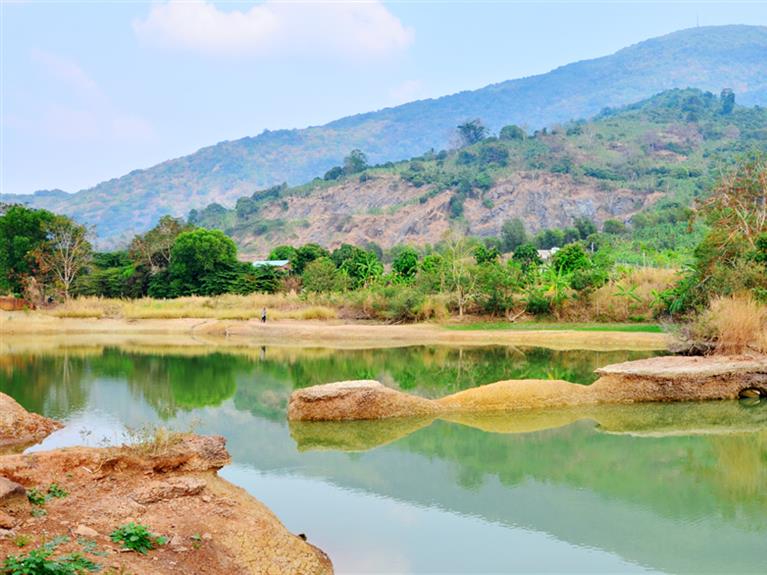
<box><xmin>288</xmin><ymin>380</ymin><xmax>441</xmax><ymax>421</ymax></box>
<box><xmin>592</xmin><ymin>355</ymin><xmax>767</xmax><ymax>403</ymax></box>
<box><xmin>0</xmin><ymin>392</ymin><xmax>61</xmax><ymax>450</ymax></box>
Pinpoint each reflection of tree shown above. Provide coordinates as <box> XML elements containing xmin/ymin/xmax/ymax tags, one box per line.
<box><xmin>392</xmin><ymin>417</ymin><xmax>767</xmax><ymax>530</ymax></box>
<box><xmin>0</xmin><ymin>354</ymin><xmax>90</xmax><ymax>417</ymax></box>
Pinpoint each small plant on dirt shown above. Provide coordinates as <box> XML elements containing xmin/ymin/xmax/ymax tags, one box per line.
<box><xmin>47</xmin><ymin>483</ymin><xmax>68</xmax><ymax>499</ymax></box>
<box><xmin>13</xmin><ymin>534</ymin><xmax>31</xmax><ymax>548</ymax></box>
<box><xmin>27</xmin><ymin>488</ymin><xmax>46</xmax><ymax>506</ymax></box>
<box><xmin>110</xmin><ymin>522</ymin><xmax>167</xmax><ymax>554</ymax></box>
<box><xmin>2</xmin><ymin>547</ymin><xmax>99</xmax><ymax>575</ymax></box>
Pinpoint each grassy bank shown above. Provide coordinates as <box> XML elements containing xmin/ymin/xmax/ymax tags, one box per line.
<box><xmin>447</xmin><ymin>322</ymin><xmax>664</xmax><ymax>333</ymax></box>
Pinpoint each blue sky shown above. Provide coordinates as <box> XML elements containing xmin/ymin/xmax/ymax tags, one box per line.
<box><xmin>2</xmin><ymin>1</ymin><xmax>767</xmax><ymax>195</ymax></box>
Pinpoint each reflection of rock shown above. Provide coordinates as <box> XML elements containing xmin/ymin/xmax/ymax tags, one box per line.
<box><xmin>288</xmin><ymin>380</ymin><xmax>441</xmax><ymax>421</ymax></box>
<box><xmin>290</xmin><ymin>416</ymin><xmax>436</xmax><ymax>452</ymax></box>
<box><xmin>0</xmin><ymin>391</ymin><xmax>61</xmax><ymax>452</ymax></box>
<box><xmin>288</xmin><ymin>356</ymin><xmax>767</xmax><ymax>422</ymax></box>
<box><xmin>291</xmin><ymin>400</ymin><xmax>767</xmax><ymax>452</ymax></box>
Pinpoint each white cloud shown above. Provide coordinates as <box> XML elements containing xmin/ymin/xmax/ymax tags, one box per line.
<box><xmin>133</xmin><ymin>0</ymin><xmax>414</xmax><ymax>58</ymax></box>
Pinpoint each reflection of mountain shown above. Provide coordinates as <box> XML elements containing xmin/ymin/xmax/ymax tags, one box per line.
<box><xmin>4</xmin><ymin>345</ymin><xmax>766</xmax><ymax>573</ymax></box>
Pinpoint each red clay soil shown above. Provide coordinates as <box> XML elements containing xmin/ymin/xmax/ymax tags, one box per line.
<box><xmin>0</xmin><ymin>393</ymin><xmax>332</xmax><ymax>574</ymax></box>
<box><xmin>0</xmin><ymin>435</ymin><xmax>333</xmax><ymax>574</ymax></box>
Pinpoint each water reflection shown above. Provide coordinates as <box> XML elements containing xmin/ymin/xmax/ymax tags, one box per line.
<box><xmin>1</xmin><ymin>343</ymin><xmax>765</xmax><ymax>574</ymax></box>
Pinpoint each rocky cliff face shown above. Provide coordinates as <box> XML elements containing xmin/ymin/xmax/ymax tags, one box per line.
<box><xmin>236</xmin><ymin>172</ymin><xmax>656</xmax><ymax>256</ymax></box>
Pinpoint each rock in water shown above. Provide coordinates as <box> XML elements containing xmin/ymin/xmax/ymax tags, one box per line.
<box><xmin>288</xmin><ymin>380</ymin><xmax>441</xmax><ymax>421</ymax></box>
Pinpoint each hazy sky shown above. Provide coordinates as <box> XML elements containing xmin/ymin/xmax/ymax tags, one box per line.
<box><xmin>2</xmin><ymin>1</ymin><xmax>767</xmax><ymax>195</ymax></box>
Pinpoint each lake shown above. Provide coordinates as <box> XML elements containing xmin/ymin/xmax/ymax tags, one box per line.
<box><xmin>1</xmin><ymin>341</ymin><xmax>765</xmax><ymax>574</ymax></box>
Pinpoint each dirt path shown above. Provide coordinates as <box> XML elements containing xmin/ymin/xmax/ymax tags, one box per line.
<box><xmin>0</xmin><ymin>313</ymin><xmax>669</xmax><ymax>351</ymax></box>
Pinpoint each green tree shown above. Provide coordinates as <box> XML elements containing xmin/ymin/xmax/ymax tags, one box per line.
<box><xmin>603</xmin><ymin>219</ymin><xmax>626</xmax><ymax>235</ymax></box>
<box><xmin>456</xmin><ymin>119</ymin><xmax>488</xmax><ymax>147</ymax></box>
<box><xmin>720</xmin><ymin>88</ymin><xmax>735</xmax><ymax>115</ymax></box>
<box><xmin>574</xmin><ymin>217</ymin><xmax>597</xmax><ymax>240</ymax></box>
<box><xmin>343</xmin><ymin>149</ymin><xmax>369</xmax><ymax>175</ymax></box>
<box><xmin>294</xmin><ymin>243</ymin><xmax>330</xmax><ymax>275</ymax></box>
<box><xmin>302</xmin><ymin>257</ymin><xmax>346</xmax><ymax>293</ymax></box>
<box><xmin>0</xmin><ymin>204</ymin><xmax>55</xmax><ymax>295</ymax></box>
<box><xmin>501</xmin><ymin>218</ymin><xmax>527</xmax><ymax>252</ymax></box>
<box><xmin>392</xmin><ymin>246</ymin><xmax>419</xmax><ymax>280</ymax></box>
<box><xmin>551</xmin><ymin>243</ymin><xmax>590</xmax><ymax>274</ymax></box>
<box><xmin>512</xmin><ymin>243</ymin><xmax>542</xmax><ymax>270</ymax></box>
<box><xmin>166</xmin><ymin>229</ymin><xmax>238</xmax><ymax>296</ymax></box>
<box><xmin>499</xmin><ymin>124</ymin><xmax>526</xmax><ymax>141</ymax></box>
<box><xmin>268</xmin><ymin>245</ymin><xmax>298</xmax><ymax>263</ymax></box>
<box><xmin>473</xmin><ymin>243</ymin><xmax>499</xmax><ymax>265</ymax></box>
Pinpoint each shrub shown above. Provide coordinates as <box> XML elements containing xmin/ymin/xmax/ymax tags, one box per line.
<box><xmin>2</xmin><ymin>547</ymin><xmax>98</xmax><ymax>575</ymax></box>
<box><xmin>692</xmin><ymin>294</ymin><xmax>767</xmax><ymax>354</ymax></box>
<box><xmin>110</xmin><ymin>522</ymin><xmax>167</xmax><ymax>554</ymax></box>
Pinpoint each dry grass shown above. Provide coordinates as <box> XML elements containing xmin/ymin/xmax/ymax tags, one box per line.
<box><xmin>694</xmin><ymin>294</ymin><xmax>767</xmax><ymax>355</ymax></box>
<box><xmin>579</xmin><ymin>267</ymin><xmax>679</xmax><ymax>322</ymax></box>
<box><xmin>48</xmin><ymin>294</ymin><xmax>338</xmax><ymax>321</ymax></box>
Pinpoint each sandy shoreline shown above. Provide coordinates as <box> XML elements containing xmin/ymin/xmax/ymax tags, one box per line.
<box><xmin>0</xmin><ymin>312</ymin><xmax>669</xmax><ymax>351</ymax></box>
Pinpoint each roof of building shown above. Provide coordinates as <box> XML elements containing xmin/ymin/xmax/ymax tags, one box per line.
<box><xmin>251</xmin><ymin>260</ymin><xmax>291</xmax><ymax>267</ymax></box>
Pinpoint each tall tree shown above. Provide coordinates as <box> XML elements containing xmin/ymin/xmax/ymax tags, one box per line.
<box><xmin>0</xmin><ymin>204</ymin><xmax>55</xmax><ymax>295</ymax></box>
<box><xmin>501</xmin><ymin>218</ymin><xmax>527</xmax><ymax>252</ymax></box>
<box><xmin>129</xmin><ymin>215</ymin><xmax>191</xmax><ymax>275</ymax></box>
<box><xmin>34</xmin><ymin>215</ymin><xmax>92</xmax><ymax>300</ymax></box>
<box><xmin>456</xmin><ymin>119</ymin><xmax>488</xmax><ymax>147</ymax></box>
<box><xmin>343</xmin><ymin>149</ymin><xmax>369</xmax><ymax>175</ymax></box>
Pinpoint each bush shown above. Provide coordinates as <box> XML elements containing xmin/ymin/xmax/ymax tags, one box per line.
<box><xmin>110</xmin><ymin>522</ymin><xmax>167</xmax><ymax>554</ymax></box>
<box><xmin>525</xmin><ymin>288</ymin><xmax>551</xmax><ymax>315</ymax></box>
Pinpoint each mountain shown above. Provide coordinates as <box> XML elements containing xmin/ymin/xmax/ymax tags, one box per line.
<box><xmin>192</xmin><ymin>89</ymin><xmax>767</xmax><ymax>257</ymax></box>
<box><xmin>4</xmin><ymin>25</ymin><xmax>767</xmax><ymax>246</ymax></box>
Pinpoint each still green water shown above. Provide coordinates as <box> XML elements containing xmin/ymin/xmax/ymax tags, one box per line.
<box><xmin>2</xmin><ymin>343</ymin><xmax>766</xmax><ymax>574</ymax></box>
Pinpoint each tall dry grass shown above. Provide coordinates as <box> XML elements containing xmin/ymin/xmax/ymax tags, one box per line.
<box><xmin>49</xmin><ymin>294</ymin><xmax>339</xmax><ymax>321</ymax></box>
<box><xmin>694</xmin><ymin>294</ymin><xmax>767</xmax><ymax>355</ymax></box>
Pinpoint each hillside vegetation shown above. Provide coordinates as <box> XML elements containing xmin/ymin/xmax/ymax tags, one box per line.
<box><xmin>4</xmin><ymin>25</ymin><xmax>767</xmax><ymax>245</ymax></box>
<box><xmin>192</xmin><ymin>88</ymin><xmax>767</xmax><ymax>259</ymax></box>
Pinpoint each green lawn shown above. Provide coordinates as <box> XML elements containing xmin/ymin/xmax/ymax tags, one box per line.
<box><xmin>445</xmin><ymin>322</ymin><xmax>664</xmax><ymax>333</ymax></box>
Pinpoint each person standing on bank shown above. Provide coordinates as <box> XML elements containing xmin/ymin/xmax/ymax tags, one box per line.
<box><xmin>261</xmin><ymin>307</ymin><xmax>267</xmax><ymax>323</ymax></box>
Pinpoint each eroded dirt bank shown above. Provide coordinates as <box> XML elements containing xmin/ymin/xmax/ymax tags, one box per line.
<box><xmin>0</xmin><ymin>392</ymin><xmax>61</xmax><ymax>453</ymax></box>
<box><xmin>0</xmin><ymin>312</ymin><xmax>669</xmax><ymax>351</ymax></box>
<box><xmin>288</xmin><ymin>355</ymin><xmax>767</xmax><ymax>421</ymax></box>
<box><xmin>0</xmin><ymin>395</ymin><xmax>333</xmax><ymax>574</ymax></box>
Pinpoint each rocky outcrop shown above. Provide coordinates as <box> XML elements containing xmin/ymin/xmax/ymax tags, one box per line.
<box><xmin>0</xmin><ymin>391</ymin><xmax>61</xmax><ymax>451</ymax></box>
<box><xmin>288</xmin><ymin>380</ymin><xmax>441</xmax><ymax>421</ymax></box>
<box><xmin>0</xmin><ymin>435</ymin><xmax>333</xmax><ymax>574</ymax></box>
<box><xmin>287</xmin><ymin>355</ymin><xmax>767</xmax><ymax>421</ymax></box>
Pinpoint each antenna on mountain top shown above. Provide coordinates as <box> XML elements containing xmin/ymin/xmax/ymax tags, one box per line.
<box><xmin>696</xmin><ymin>15</ymin><xmax>699</xmax><ymax>28</ymax></box>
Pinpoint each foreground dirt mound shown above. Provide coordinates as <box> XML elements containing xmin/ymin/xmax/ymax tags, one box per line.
<box><xmin>0</xmin><ymin>392</ymin><xmax>61</xmax><ymax>451</ymax></box>
<box><xmin>0</xmin><ymin>435</ymin><xmax>333</xmax><ymax>574</ymax></box>
<box><xmin>288</xmin><ymin>355</ymin><xmax>767</xmax><ymax>421</ymax></box>
<box><xmin>288</xmin><ymin>380</ymin><xmax>441</xmax><ymax>421</ymax></box>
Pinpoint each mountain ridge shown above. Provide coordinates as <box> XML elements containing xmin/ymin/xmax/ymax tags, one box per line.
<box><xmin>4</xmin><ymin>24</ymin><xmax>767</xmax><ymax>246</ymax></box>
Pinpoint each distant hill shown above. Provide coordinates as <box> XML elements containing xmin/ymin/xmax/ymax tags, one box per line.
<box><xmin>4</xmin><ymin>25</ymin><xmax>767</xmax><ymax>246</ymax></box>
<box><xmin>192</xmin><ymin>89</ymin><xmax>767</xmax><ymax>256</ymax></box>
